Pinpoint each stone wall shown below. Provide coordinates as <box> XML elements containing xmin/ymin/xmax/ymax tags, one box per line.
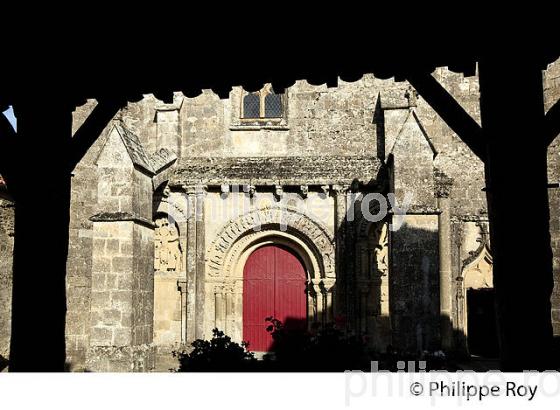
<box><xmin>68</xmin><ymin>71</ymin><xmax>489</xmax><ymax>363</ymax></box>
<box><xmin>51</xmin><ymin>58</ymin><xmax>560</xmax><ymax>370</ymax></box>
<box><xmin>65</xmin><ymin>101</ymin><xmax>111</xmax><ymax>370</ymax></box>
<box><xmin>0</xmin><ymin>199</ymin><xmax>14</xmax><ymax>361</ymax></box>
<box><xmin>390</xmin><ymin>215</ymin><xmax>440</xmax><ymax>352</ymax></box>
<box><xmin>545</xmin><ymin>59</ymin><xmax>560</xmax><ymax>336</ymax></box>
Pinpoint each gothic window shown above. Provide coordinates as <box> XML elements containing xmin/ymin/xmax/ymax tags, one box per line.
<box><xmin>241</xmin><ymin>84</ymin><xmax>285</xmax><ymax>122</ymax></box>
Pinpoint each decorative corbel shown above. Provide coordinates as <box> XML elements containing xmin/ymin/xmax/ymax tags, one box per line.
<box><xmin>274</xmin><ymin>185</ymin><xmax>284</xmax><ymax>201</ymax></box>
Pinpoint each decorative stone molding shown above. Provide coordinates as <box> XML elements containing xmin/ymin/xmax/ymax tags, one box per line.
<box><xmin>356</xmin><ymin>200</ymin><xmax>383</xmax><ymax>239</ymax></box>
<box><xmin>206</xmin><ymin>207</ymin><xmax>335</xmax><ymax>279</ymax></box>
<box><xmin>461</xmin><ymin>221</ymin><xmax>491</xmax><ymax>272</ymax></box>
<box><xmin>90</xmin><ymin>212</ymin><xmax>155</xmax><ymax>229</ymax></box>
<box><xmin>154</xmin><ymin>193</ymin><xmax>190</xmax><ymax>225</ymax></box>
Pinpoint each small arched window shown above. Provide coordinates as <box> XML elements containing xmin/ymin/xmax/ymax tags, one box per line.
<box><xmin>241</xmin><ymin>84</ymin><xmax>285</xmax><ymax>121</ymax></box>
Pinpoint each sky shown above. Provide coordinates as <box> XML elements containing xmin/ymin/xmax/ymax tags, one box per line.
<box><xmin>2</xmin><ymin>106</ymin><xmax>17</xmax><ymax>130</ymax></box>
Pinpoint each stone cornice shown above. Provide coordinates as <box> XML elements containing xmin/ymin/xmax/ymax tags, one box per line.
<box><xmin>170</xmin><ymin>156</ymin><xmax>383</xmax><ymax>188</ymax></box>
<box><xmin>90</xmin><ymin>212</ymin><xmax>155</xmax><ymax>229</ymax></box>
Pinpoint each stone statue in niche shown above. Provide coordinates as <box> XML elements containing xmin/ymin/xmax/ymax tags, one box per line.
<box><xmin>154</xmin><ymin>217</ymin><xmax>182</xmax><ymax>272</ymax></box>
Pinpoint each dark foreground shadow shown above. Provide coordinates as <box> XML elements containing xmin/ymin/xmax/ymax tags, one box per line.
<box><xmin>173</xmin><ymin>318</ymin><xmax>452</xmax><ymax>372</ymax></box>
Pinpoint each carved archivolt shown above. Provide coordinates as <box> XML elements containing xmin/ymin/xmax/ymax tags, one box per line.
<box><xmin>461</xmin><ymin>244</ymin><xmax>493</xmax><ymax>290</ymax></box>
<box><xmin>460</xmin><ymin>222</ymin><xmax>493</xmax><ymax>289</ymax></box>
<box><xmin>154</xmin><ymin>192</ymin><xmax>190</xmax><ymax>225</ymax></box>
<box><xmin>207</xmin><ymin>207</ymin><xmax>335</xmax><ymax>279</ymax></box>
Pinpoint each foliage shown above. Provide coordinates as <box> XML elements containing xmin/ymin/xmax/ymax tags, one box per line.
<box><xmin>174</xmin><ymin>318</ymin><xmax>454</xmax><ymax>372</ymax></box>
<box><xmin>263</xmin><ymin>316</ymin><xmax>369</xmax><ymax>371</ymax></box>
<box><xmin>174</xmin><ymin>328</ymin><xmax>256</xmax><ymax>372</ymax></box>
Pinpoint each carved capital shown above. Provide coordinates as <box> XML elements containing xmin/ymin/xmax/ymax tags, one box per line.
<box><xmin>434</xmin><ymin>170</ymin><xmax>454</xmax><ymax>198</ymax></box>
<box><xmin>182</xmin><ymin>184</ymin><xmax>197</xmax><ymax>195</ymax></box>
<box><xmin>405</xmin><ymin>87</ymin><xmax>418</xmax><ymax>108</ymax></box>
<box><xmin>243</xmin><ymin>185</ymin><xmax>256</xmax><ymax>198</ymax></box>
<box><xmin>195</xmin><ymin>184</ymin><xmax>208</xmax><ymax>197</ymax></box>
<box><xmin>220</xmin><ymin>184</ymin><xmax>230</xmax><ymax>198</ymax></box>
<box><xmin>177</xmin><ymin>280</ymin><xmax>187</xmax><ymax>293</ymax></box>
<box><xmin>332</xmin><ymin>184</ymin><xmax>350</xmax><ymax>195</ymax></box>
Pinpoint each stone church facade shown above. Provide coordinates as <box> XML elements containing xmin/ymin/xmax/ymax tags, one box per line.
<box><xmin>1</xmin><ymin>61</ymin><xmax>560</xmax><ymax>371</ymax></box>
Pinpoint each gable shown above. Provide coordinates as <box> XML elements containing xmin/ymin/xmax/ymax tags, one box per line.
<box><xmin>390</xmin><ymin>110</ymin><xmax>437</xmax><ymax>160</ymax></box>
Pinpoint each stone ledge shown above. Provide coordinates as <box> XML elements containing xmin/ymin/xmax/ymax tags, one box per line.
<box><xmin>90</xmin><ymin>212</ymin><xmax>155</xmax><ymax>229</ymax></box>
<box><xmin>171</xmin><ymin>156</ymin><xmax>383</xmax><ymax>186</ymax></box>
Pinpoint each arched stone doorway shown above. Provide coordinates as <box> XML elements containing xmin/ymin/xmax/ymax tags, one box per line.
<box><xmin>204</xmin><ymin>207</ymin><xmax>336</xmax><ymax>344</ymax></box>
<box><xmin>243</xmin><ymin>244</ymin><xmax>307</xmax><ymax>351</ymax></box>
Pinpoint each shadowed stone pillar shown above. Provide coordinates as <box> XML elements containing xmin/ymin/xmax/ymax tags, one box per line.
<box><xmin>333</xmin><ymin>184</ymin><xmax>350</xmax><ymax>327</ymax></box>
<box><xmin>435</xmin><ymin>172</ymin><xmax>454</xmax><ymax>352</ymax></box>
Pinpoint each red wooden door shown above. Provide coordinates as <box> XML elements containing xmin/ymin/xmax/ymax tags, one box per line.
<box><xmin>243</xmin><ymin>245</ymin><xmax>307</xmax><ymax>351</ymax></box>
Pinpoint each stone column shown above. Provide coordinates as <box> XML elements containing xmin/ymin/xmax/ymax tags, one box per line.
<box><xmin>181</xmin><ymin>184</ymin><xmax>207</xmax><ymax>342</ymax></box>
<box><xmin>214</xmin><ymin>286</ymin><xmax>225</xmax><ymax>332</ymax></box>
<box><xmin>436</xmin><ymin>174</ymin><xmax>454</xmax><ymax>352</ymax></box>
<box><xmin>333</xmin><ymin>184</ymin><xmax>350</xmax><ymax>327</ymax></box>
<box><xmin>177</xmin><ymin>280</ymin><xmax>187</xmax><ymax>345</ymax></box>
<box><xmin>225</xmin><ymin>288</ymin><xmax>234</xmax><ymax>336</ymax></box>
<box><xmin>183</xmin><ymin>185</ymin><xmax>197</xmax><ymax>344</ymax></box>
<box><xmin>323</xmin><ymin>279</ymin><xmax>336</xmax><ymax>323</ymax></box>
<box><xmin>312</xmin><ymin>280</ymin><xmax>324</xmax><ymax>325</ymax></box>
<box><xmin>307</xmin><ymin>282</ymin><xmax>317</xmax><ymax>323</ymax></box>
<box><xmin>195</xmin><ymin>185</ymin><xmax>207</xmax><ymax>339</ymax></box>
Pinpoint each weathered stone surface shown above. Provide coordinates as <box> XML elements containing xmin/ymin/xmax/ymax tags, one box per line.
<box><xmin>171</xmin><ymin>156</ymin><xmax>383</xmax><ymax>187</ymax></box>
<box><xmin>0</xmin><ymin>199</ymin><xmax>14</xmax><ymax>361</ymax></box>
<box><xmin>2</xmin><ymin>61</ymin><xmax>560</xmax><ymax>371</ymax></box>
